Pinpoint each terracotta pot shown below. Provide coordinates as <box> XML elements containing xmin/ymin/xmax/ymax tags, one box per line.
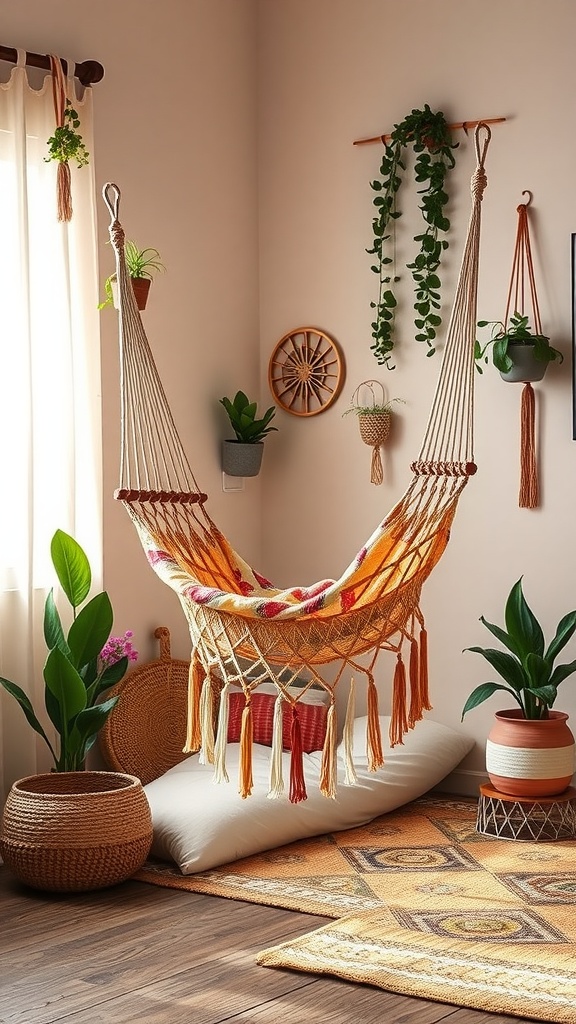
<box><xmin>486</xmin><ymin>709</ymin><xmax>575</xmax><ymax>797</ymax></box>
<box><xmin>111</xmin><ymin>276</ymin><xmax>151</xmax><ymax>311</ymax></box>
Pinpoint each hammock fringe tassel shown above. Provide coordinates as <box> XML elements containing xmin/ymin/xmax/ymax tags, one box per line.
<box><xmin>519</xmin><ymin>382</ymin><xmax>539</xmax><ymax>508</ymax></box>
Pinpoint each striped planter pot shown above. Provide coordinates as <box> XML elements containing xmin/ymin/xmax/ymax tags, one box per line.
<box><xmin>486</xmin><ymin>709</ymin><xmax>575</xmax><ymax>798</ymax></box>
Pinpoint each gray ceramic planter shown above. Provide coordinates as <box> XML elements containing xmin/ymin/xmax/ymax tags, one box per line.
<box><xmin>222</xmin><ymin>440</ymin><xmax>264</xmax><ymax>477</ymax></box>
<box><xmin>499</xmin><ymin>343</ymin><xmax>548</xmax><ymax>383</ymax></box>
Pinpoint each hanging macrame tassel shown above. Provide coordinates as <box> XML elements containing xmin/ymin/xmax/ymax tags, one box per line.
<box><xmin>389</xmin><ymin>654</ymin><xmax>408</xmax><ymax>746</ymax></box>
<box><xmin>49</xmin><ymin>55</ymin><xmax>73</xmax><ymax>222</ymax></box>
<box><xmin>319</xmin><ymin>703</ymin><xmax>337</xmax><ymax>799</ymax></box>
<box><xmin>289</xmin><ymin>706</ymin><xmax>307</xmax><ymax>803</ymax></box>
<box><xmin>238</xmin><ymin>700</ymin><xmax>254</xmax><ymax>799</ymax></box>
<box><xmin>519</xmin><ymin>382</ymin><xmax>539</xmax><ymax>508</ymax></box>
<box><xmin>366</xmin><ymin>673</ymin><xmax>384</xmax><ymax>771</ymax></box>
<box><xmin>342</xmin><ymin>677</ymin><xmax>358</xmax><ymax>786</ymax></box>
<box><xmin>198</xmin><ymin>676</ymin><xmax>215</xmax><ymax>765</ymax></box>
<box><xmin>408</xmin><ymin>637</ymin><xmax>421</xmax><ymax>728</ymax></box>
<box><xmin>370</xmin><ymin>446</ymin><xmax>384</xmax><ymax>486</ymax></box>
<box><xmin>213</xmin><ymin>681</ymin><xmax>231</xmax><ymax>784</ymax></box>
<box><xmin>184</xmin><ymin>657</ymin><xmax>204</xmax><ymax>752</ymax></box>
<box><xmin>267</xmin><ymin>693</ymin><xmax>285</xmax><ymax>799</ymax></box>
<box><xmin>419</xmin><ymin>627</ymin><xmax>432</xmax><ymax>712</ymax></box>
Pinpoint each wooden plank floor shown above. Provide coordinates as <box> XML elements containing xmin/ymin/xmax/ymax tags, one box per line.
<box><xmin>0</xmin><ymin>866</ymin><xmax>529</xmax><ymax>1024</ymax></box>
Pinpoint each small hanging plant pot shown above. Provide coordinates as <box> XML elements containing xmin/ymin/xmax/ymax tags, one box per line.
<box><xmin>110</xmin><ymin>275</ymin><xmax>151</xmax><ymax>312</ymax></box>
<box><xmin>344</xmin><ymin>381</ymin><xmax>403</xmax><ymax>485</ymax></box>
<box><xmin>498</xmin><ymin>342</ymin><xmax>549</xmax><ymax>383</ymax></box>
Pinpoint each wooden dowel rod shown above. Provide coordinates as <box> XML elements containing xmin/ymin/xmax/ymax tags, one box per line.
<box><xmin>353</xmin><ymin>116</ymin><xmax>507</xmax><ymax>147</ymax></box>
<box><xmin>0</xmin><ymin>45</ymin><xmax>104</xmax><ymax>87</ymax></box>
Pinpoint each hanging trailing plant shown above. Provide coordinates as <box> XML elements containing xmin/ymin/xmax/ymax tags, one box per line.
<box><xmin>45</xmin><ymin>102</ymin><xmax>90</xmax><ymax>168</ymax></box>
<box><xmin>367</xmin><ymin>104</ymin><xmax>458</xmax><ymax>368</ymax></box>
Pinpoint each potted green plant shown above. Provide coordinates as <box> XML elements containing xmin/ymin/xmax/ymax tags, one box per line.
<box><xmin>99</xmin><ymin>241</ymin><xmax>165</xmax><ymax>312</ymax></box>
<box><xmin>220</xmin><ymin>390</ymin><xmax>277</xmax><ymax>477</ymax></box>
<box><xmin>474</xmin><ymin>311</ymin><xmax>563</xmax><ymax>382</ymax></box>
<box><xmin>462</xmin><ymin>578</ymin><xmax>576</xmax><ymax>797</ymax></box>
<box><xmin>45</xmin><ymin>102</ymin><xmax>90</xmax><ymax>168</ymax></box>
<box><xmin>0</xmin><ymin>530</ymin><xmax>152</xmax><ymax>892</ymax></box>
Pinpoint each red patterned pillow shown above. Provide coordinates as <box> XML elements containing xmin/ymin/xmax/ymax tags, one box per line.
<box><xmin>227</xmin><ymin>691</ymin><xmax>327</xmax><ymax>753</ymax></box>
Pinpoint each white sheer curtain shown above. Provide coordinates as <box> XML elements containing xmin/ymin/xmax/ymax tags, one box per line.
<box><xmin>0</xmin><ymin>54</ymin><xmax>102</xmax><ymax>798</ymax></box>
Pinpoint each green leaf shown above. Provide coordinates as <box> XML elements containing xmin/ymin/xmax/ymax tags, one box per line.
<box><xmin>545</xmin><ymin>611</ymin><xmax>576</xmax><ymax>664</ymax></box>
<box><xmin>0</xmin><ymin>677</ymin><xmax>56</xmax><ymax>756</ymax></box>
<box><xmin>548</xmin><ymin>658</ymin><xmax>576</xmax><ymax>690</ymax></box>
<box><xmin>68</xmin><ymin>592</ymin><xmax>113</xmax><ymax>669</ymax></box>
<box><xmin>50</xmin><ymin>530</ymin><xmax>91</xmax><ymax>609</ymax></box>
<box><xmin>505</xmin><ymin>578</ymin><xmax>545</xmax><ymax>660</ymax></box>
<box><xmin>461</xmin><ymin>682</ymin><xmax>518</xmax><ymax>719</ymax></box>
<box><xmin>44</xmin><ymin>647</ymin><xmax>87</xmax><ymax>728</ymax></box>
<box><xmin>463</xmin><ymin>647</ymin><xmax>526</xmax><ymax>690</ymax></box>
<box><xmin>43</xmin><ymin>589</ymin><xmax>68</xmax><ymax>655</ymax></box>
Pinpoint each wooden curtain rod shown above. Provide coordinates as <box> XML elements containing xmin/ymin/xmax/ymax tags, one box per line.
<box><xmin>0</xmin><ymin>45</ymin><xmax>104</xmax><ymax>87</ymax></box>
<box><xmin>353</xmin><ymin>116</ymin><xmax>507</xmax><ymax>146</ymax></box>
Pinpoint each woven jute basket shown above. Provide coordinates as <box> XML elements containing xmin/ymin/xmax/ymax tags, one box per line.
<box><xmin>0</xmin><ymin>770</ymin><xmax>153</xmax><ymax>892</ymax></box>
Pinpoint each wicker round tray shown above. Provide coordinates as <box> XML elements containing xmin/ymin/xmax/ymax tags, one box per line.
<box><xmin>99</xmin><ymin>626</ymin><xmax>192</xmax><ymax>785</ymax></box>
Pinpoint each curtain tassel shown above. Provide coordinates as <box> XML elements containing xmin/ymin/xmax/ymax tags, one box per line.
<box><xmin>366</xmin><ymin>673</ymin><xmax>384</xmax><ymax>770</ymax></box>
<box><xmin>389</xmin><ymin>653</ymin><xmax>408</xmax><ymax>747</ymax></box>
<box><xmin>49</xmin><ymin>55</ymin><xmax>73</xmax><ymax>222</ymax></box>
<box><xmin>519</xmin><ymin>382</ymin><xmax>539</xmax><ymax>508</ymax></box>
<box><xmin>319</xmin><ymin>703</ymin><xmax>337</xmax><ymax>799</ymax></box>
<box><xmin>238</xmin><ymin>700</ymin><xmax>254</xmax><ymax>799</ymax></box>
<box><xmin>289</xmin><ymin>707</ymin><xmax>307</xmax><ymax>803</ymax></box>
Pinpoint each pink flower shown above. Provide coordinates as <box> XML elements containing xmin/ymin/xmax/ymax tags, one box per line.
<box><xmin>100</xmin><ymin>630</ymin><xmax>138</xmax><ymax>668</ymax></box>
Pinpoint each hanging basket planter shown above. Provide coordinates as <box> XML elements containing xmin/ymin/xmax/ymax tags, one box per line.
<box><xmin>344</xmin><ymin>381</ymin><xmax>403</xmax><ymax>485</ymax></box>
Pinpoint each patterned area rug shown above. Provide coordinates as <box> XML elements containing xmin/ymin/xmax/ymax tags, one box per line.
<box><xmin>137</xmin><ymin>795</ymin><xmax>576</xmax><ymax>1022</ymax></box>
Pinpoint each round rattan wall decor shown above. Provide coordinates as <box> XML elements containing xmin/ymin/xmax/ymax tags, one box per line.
<box><xmin>268</xmin><ymin>327</ymin><xmax>344</xmax><ymax>416</ymax></box>
<box><xmin>99</xmin><ymin>626</ymin><xmax>192</xmax><ymax>785</ymax></box>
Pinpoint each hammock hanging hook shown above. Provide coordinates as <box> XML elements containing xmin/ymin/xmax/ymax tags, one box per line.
<box><xmin>518</xmin><ymin>189</ymin><xmax>533</xmax><ymax>210</ymax></box>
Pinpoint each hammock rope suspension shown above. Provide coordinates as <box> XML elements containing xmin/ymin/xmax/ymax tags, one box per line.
<box><xmin>103</xmin><ymin>123</ymin><xmax>491</xmax><ymax>802</ymax></box>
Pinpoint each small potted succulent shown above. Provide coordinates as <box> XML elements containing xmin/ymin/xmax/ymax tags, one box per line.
<box><xmin>220</xmin><ymin>390</ymin><xmax>277</xmax><ymax>477</ymax></box>
<box><xmin>99</xmin><ymin>241</ymin><xmax>165</xmax><ymax>312</ymax></box>
<box><xmin>462</xmin><ymin>577</ymin><xmax>576</xmax><ymax>797</ymax></box>
<box><xmin>474</xmin><ymin>311</ymin><xmax>563</xmax><ymax>382</ymax></box>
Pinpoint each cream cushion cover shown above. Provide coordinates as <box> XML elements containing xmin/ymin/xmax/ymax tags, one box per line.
<box><xmin>144</xmin><ymin>716</ymin><xmax>473</xmax><ymax>874</ymax></box>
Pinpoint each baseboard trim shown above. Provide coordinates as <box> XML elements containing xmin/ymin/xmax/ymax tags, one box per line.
<box><xmin>433</xmin><ymin>767</ymin><xmax>488</xmax><ymax>798</ymax></box>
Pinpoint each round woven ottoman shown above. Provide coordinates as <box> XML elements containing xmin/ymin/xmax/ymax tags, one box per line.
<box><xmin>0</xmin><ymin>771</ymin><xmax>153</xmax><ymax>892</ymax></box>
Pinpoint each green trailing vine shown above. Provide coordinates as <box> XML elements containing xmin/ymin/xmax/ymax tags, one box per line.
<box><xmin>45</xmin><ymin>103</ymin><xmax>90</xmax><ymax>167</ymax></box>
<box><xmin>367</xmin><ymin>105</ymin><xmax>458</xmax><ymax>368</ymax></box>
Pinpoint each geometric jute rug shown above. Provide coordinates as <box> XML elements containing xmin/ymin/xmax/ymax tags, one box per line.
<box><xmin>137</xmin><ymin>795</ymin><xmax>576</xmax><ymax>1022</ymax></box>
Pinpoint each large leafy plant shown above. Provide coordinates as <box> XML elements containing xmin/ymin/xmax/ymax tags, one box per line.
<box><xmin>220</xmin><ymin>391</ymin><xmax>277</xmax><ymax>444</ymax></box>
<box><xmin>367</xmin><ymin>105</ymin><xmax>458</xmax><ymax>369</ymax></box>
<box><xmin>0</xmin><ymin>530</ymin><xmax>137</xmax><ymax>771</ymax></box>
<box><xmin>462</xmin><ymin>578</ymin><xmax>576</xmax><ymax>721</ymax></box>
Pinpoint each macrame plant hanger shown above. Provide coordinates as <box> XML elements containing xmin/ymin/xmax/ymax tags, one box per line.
<box><xmin>49</xmin><ymin>54</ymin><xmax>73</xmax><ymax>221</ymax></box>
<box><xmin>504</xmin><ymin>191</ymin><xmax>542</xmax><ymax>509</ymax></box>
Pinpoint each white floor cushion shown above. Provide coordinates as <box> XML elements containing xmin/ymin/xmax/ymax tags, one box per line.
<box><xmin>144</xmin><ymin>716</ymin><xmax>474</xmax><ymax>874</ymax></box>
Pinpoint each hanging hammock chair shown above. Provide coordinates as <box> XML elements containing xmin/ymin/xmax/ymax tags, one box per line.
<box><xmin>102</xmin><ymin>123</ymin><xmax>491</xmax><ymax>803</ymax></box>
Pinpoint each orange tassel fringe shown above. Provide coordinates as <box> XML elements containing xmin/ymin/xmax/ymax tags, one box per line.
<box><xmin>239</xmin><ymin>701</ymin><xmax>254</xmax><ymax>799</ymax></box>
<box><xmin>366</xmin><ymin>674</ymin><xmax>384</xmax><ymax>770</ymax></box>
<box><xmin>389</xmin><ymin>654</ymin><xmax>408</xmax><ymax>746</ymax></box>
<box><xmin>419</xmin><ymin>628</ymin><xmax>432</xmax><ymax>711</ymax></box>
<box><xmin>184</xmin><ymin>657</ymin><xmax>204</xmax><ymax>752</ymax></box>
<box><xmin>289</xmin><ymin>707</ymin><xmax>307</xmax><ymax>803</ymax></box>
<box><xmin>319</xmin><ymin>703</ymin><xmax>337</xmax><ymax>799</ymax></box>
<box><xmin>519</xmin><ymin>382</ymin><xmax>539</xmax><ymax>508</ymax></box>
<box><xmin>408</xmin><ymin>637</ymin><xmax>421</xmax><ymax>727</ymax></box>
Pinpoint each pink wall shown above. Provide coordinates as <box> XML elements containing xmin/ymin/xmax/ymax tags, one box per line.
<box><xmin>258</xmin><ymin>0</ymin><xmax>576</xmax><ymax>791</ymax></box>
<box><xmin>2</xmin><ymin>0</ymin><xmax>576</xmax><ymax>793</ymax></box>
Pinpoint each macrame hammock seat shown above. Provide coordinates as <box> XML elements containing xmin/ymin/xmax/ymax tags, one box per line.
<box><xmin>103</xmin><ymin>124</ymin><xmax>491</xmax><ymax>804</ymax></box>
